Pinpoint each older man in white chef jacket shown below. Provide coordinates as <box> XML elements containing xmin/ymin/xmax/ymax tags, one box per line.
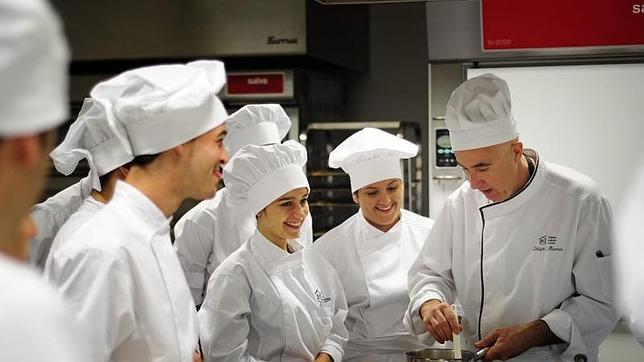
<box><xmin>46</xmin><ymin>60</ymin><xmax>229</xmax><ymax>362</ymax></box>
<box><xmin>406</xmin><ymin>73</ymin><xmax>619</xmax><ymax>361</ymax></box>
<box><xmin>0</xmin><ymin>0</ymin><xmax>90</xmax><ymax>361</ymax></box>
<box><xmin>174</xmin><ymin>103</ymin><xmax>313</xmax><ymax>307</ymax></box>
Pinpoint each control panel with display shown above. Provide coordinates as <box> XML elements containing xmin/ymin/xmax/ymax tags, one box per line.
<box><xmin>435</xmin><ymin>128</ymin><xmax>456</xmax><ymax>168</ymax></box>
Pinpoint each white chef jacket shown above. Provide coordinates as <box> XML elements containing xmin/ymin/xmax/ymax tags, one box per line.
<box><xmin>198</xmin><ymin>230</ymin><xmax>348</xmax><ymax>362</ymax></box>
<box><xmin>29</xmin><ymin>176</ymin><xmax>92</xmax><ymax>269</ymax></box>
<box><xmin>314</xmin><ymin>209</ymin><xmax>434</xmax><ymax>361</ymax></box>
<box><xmin>45</xmin><ymin>181</ymin><xmax>199</xmax><ymax>362</ymax></box>
<box><xmin>174</xmin><ymin>186</ymin><xmax>314</xmax><ymax>305</ymax></box>
<box><xmin>616</xmin><ymin>161</ymin><xmax>644</xmax><ymax>347</ymax></box>
<box><xmin>407</xmin><ymin>150</ymin><xmax>618</xmax><ymax>361</ymax></box>
<box><xmin>0</xmin><ymin>253</ymin><xmax>90</xmax><ymax>362</ymax></box>
<box><xmin>44</xmin><ymin>195</ymin><xmax>104</xmax><ymax>270</ymax></box>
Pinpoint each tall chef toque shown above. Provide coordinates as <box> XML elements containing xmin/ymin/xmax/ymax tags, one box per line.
<box><xmin>223</xmin><ymin>140</ymin><xmax>309</xmax><ymax>216</ymax></box>
<box><xmin>328</xmin><ymin>127</ymin><xmax>418</xmax><ymax>193</ymax></box>
<box><xmin>224</xmin><ymin>104</ymin><xmax>291</xmax><ymax>157</ymax></box>
<box><xmin>90</xmin><ymin>60</ymin><xmax>228</xmax><ymax>156</ymax></box>
<box><xmin>0</xmin><ymin>0</ymin><xmax>69</xmax><ymax>136</ymax></box>
<box><xmin>445</xmin><ymin>73</ymin><xmax>519</xmax><ymax>151</ymax></box>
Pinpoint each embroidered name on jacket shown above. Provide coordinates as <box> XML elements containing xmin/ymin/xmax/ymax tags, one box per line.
<box><xmin>532</xmin><ymin>235</ymin><xmax>564</xmax><ymax>252</ymax></box>
<box><xmin>315</xmin><ymin>289</ymin><xmax>331</xmax><ymax>305</ymax></box>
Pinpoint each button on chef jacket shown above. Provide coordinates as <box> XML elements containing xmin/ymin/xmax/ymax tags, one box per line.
<box><xmin>314</xmin><ymin>209</ymin><xmax>434</xmax><ymax>361</ymax></box>
<box><xmin>46</xmin><ymin>181</ymin><xmax>199</xmax><ymax>362</ymax></box>
<box><xmin>44</xmin><ymin>195</ymin><xmax>104</xmax><ymax>273</ymax></box>
<box><xmin>198</xmin><ymin>229</ymin><xmax>349</xmax><ymax>362</ymax></box>
<box><xmin>174</xmin><ymin>187</ymin><xmax>313</xmax><ymax>306</ymax></box>
<box><xmin>407</xmin><ymin>150</ymin><xmax>619</xmax><ymax>361</ymax></box>
<box><xmin>0</xmin><ymin>253</ymin><xmax>90</xmax><ymax>362</ymax></box>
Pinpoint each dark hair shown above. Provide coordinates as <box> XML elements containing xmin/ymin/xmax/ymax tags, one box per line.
<box><xmin>98</xmin><ymin>162</ymin><xmax>132</xmax><ymax>187</ymax></box>
<box><xmin>130</xmin><ymin>154</ymin><xmax>160</xmax><ymax>167</ymax></box>
<box><xmin>98</xmin><ymin>171</ymin><xmax>112</xmax><ymax>187</ymax></box>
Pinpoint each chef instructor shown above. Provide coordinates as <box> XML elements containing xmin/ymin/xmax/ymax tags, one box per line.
<box><xmin>406</xmin><ymin>73</ymin><xmax>619</xmax><ymax>361</ymax></box>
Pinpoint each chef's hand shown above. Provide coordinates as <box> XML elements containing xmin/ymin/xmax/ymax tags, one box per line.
<box><xmin>192</xmin><ymin>351</ymin><xmax>202</xmax><ymax>362</ymax></box>
<box><xmin>419</xmin><ymin>299</ymin><xmax>462</xmax><ymax>344</ymax></box>
<box><xmin>475</xmin><ymin>319</ymin><xmax>562</xmax><ymax>361</ymax></box>
<box><xmin>314</xmin><ymin>352</ymin><xmax>333</xmax><ymax>362</ymax></box>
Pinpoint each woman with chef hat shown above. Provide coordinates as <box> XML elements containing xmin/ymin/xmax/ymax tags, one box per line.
<box><xmin>313</xmin><ymin>127</ymin><xmax>434</xmax><ymax>361</ymax></box>
<box><xmin>198</xmin><ymin>140</ymin><xmax>348</xmax><ymax>362</ymax></box>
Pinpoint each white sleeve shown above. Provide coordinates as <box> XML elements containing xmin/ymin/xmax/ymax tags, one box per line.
<box><xmin>2</xmin><ymin>299</ymin><xmax>91</xmax><ymax>362</ymax></box>
<box><xmin>29</xmin><ymin>177</ymin><xmax>91</xmax><ymax>269</ymax></box>
<box><xmin>320</xmin><ymin>272</ymin><xmax>349</xmax><ymax>362</ymax></box>
<box><xmin>174</xmin><ymin>213</ymin><xmax>215</xmax><ymax>305</ymax></box>
<box><xmin>198</xmin><ymin>272</ymin><xmax>263</xmax><ymax>362</ymax></box>
<box><xmin>0</xmin><ymin>266</ymin><xmax>91</xmax><ymax>362</ymax></box>
<box><xmin>51</xmin><ymin>248</ymin><xmax>136</xmax><ymax>362</ymax></box>
<box><xmin>406</xmin><ymin>204</ymin><xmax>457</xmax><ymax>335</ymax></box>
<box><xmin>541</xmin><ymin>196</ymin><xmax>620</xmax><ymax>358</ymax></box>
<box><xmin>29</xmin><ymin>203</ymin><xmax>59</xmax><ymax>267</ymax></box>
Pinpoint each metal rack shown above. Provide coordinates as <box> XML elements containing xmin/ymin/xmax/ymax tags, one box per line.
<box><xmin>300</xmin><ymin>121</ymin><xmax>423</xmax><ymax>238</ymax></box>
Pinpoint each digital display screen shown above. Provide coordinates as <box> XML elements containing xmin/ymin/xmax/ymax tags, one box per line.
<box><xmin>435</xmin><ymin>128</ymin><xmax>457</xmax><ymax>168</ymax></box>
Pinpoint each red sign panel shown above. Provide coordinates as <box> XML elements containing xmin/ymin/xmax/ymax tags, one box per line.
<box><xmin>481</xmin><ymin>0</ymin><xmax>644</xmax><ymax>50</ymax></box>
<box><xmin>227</xmin><ymin>73</ymin><xmax>285</xmax><ymax>95</ymax></box>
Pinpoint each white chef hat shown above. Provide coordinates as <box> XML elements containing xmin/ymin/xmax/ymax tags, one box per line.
<box><xmin>328</xmin><ymin>127</ymin><xmax>418</xmax><ymax>193</ymax></box>
<box><xmin>89</xmin><ymin>60</ymin><xmax>227</xmax><ymax>156</ymax></box>
<box><xmin>223</xmin><ymin>140</ymin><xmax>309</xmax><ymax>216</ymax></box>
<box><xmin>49</xmin><ymin>98</ymin><xmax>134</xmax><ymax>192</ymax></box>
<box><xmin>224</xmin><ymin>104</ymin><xmax>291</xmax><ymax>157</ymax></box>
<box><xmin>0</xmin><ymin>0</ymin><xmax>69</xmax><ymax>136</ymax></box>
<box><xmin>445</xmin><ymin>73</ymin><xmax>519</xmax><ymax>151</ymax></box>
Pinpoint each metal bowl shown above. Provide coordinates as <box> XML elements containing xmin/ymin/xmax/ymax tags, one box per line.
<box><xmin>406</xmin><ymin>348</ymin><xmax>476</xmax><ymax>362</ymax></box>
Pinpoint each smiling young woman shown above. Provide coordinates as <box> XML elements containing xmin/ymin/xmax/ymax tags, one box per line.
<box><xmin>257</xmin><ymin>187</ymin><xmax>310</xmax><ymax>250</ymax></box>
<box><xmin>313</xmin><ymin>128</ymin><xmax>435</xmax><ymax>361</ymax></box>
<box><xmin>352</xmin><ymin>178</ymin><xmax>403</xmax><ymax>232</ymax></box>
<box><xmin>198</xmin><ymin>141</ymin><xmax>348</xmax><ymax>362</ymax></box>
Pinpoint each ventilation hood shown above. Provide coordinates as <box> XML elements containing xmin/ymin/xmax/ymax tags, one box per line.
<box><xmin>52</xmin><ymin>0</ymin><xmax>368</xmax><ymax>71</ymax></box>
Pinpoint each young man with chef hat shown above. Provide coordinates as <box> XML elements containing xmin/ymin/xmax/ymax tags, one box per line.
<box><xmin>0</xmin><ymin>0</ymin><xmax>90</xmax><ymax>360</ymax></box>
<box><xmin>45</xmin><ymin>60</ymin><xmax>229</xmax><ymax>362</ymax></box>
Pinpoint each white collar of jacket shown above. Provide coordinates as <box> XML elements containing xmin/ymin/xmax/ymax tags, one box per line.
<box><xmin>112</xmin><ymin>180</ymin><xmax>171</xmax><ymax>232</ymax></box>
<box><xmin>250</xmin><ymin>229</ymin><xmax>304</xmax><ymax>269</ymax></box>
<box><xmin>357</xmin><ymin>208</ymin><xmax>403</xmax><ymax>238</ymax></box>
<box><xmin>474</xmin><ymin>149</ymin><xmax>542</xmax><ymax>219</ymax></box>
<box><xmin>356</xmin><ymin>208</ymin><xmax>404</xmax><ymax>255</ymax></box>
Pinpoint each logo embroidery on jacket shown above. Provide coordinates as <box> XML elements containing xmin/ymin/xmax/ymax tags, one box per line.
<box><xmin>532</xmin><ymin>234</ymin><xmax>563</xmax><ymax>252</ymax></box>
<box><xmin>315</xmin><ymin>289</ymin><xmax>331</xmax><ymax>305</ymax></box>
